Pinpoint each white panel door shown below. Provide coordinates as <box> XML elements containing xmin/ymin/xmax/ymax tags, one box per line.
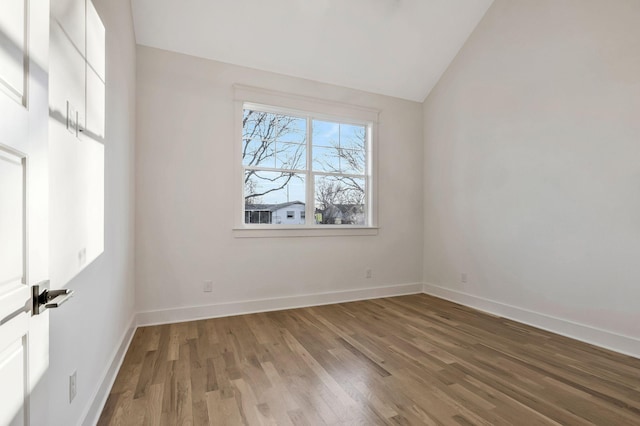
<box><xmin>0</xmin><ymin>0</ymin><xmax>51</xmax><ymax>425</ymax></box>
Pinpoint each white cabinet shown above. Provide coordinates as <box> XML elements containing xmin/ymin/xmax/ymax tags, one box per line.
<box><xmin>49</xmin><ymin>0</ymin><xmax>106</xmax><ymax>287</ymax></box>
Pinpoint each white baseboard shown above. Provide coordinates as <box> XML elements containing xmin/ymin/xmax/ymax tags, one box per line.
<box><xmin>422</xmin><ymin>283</ymin><xmax>640</xmax><ymax>359</ymax></box>
<box><xmin>137</xmin><ymin>282</ymin><xmax>423</xmax><ymax>327</ymax></box>
<box><xmin>80</xmin><ymin>314</ymin><xmax>137</xmax><ymax>426</ymax></box>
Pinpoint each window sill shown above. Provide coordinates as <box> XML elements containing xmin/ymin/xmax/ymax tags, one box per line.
<box><xmin>232</xmin><ymin>226</ymin><xmax>379</xmax><ymax>238</ymax></box>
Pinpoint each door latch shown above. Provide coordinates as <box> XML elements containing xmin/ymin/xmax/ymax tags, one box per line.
<box><xmin>32</xmin><ymin>281</ymin><xmax>74</xmax><ymax>315</ymax></box>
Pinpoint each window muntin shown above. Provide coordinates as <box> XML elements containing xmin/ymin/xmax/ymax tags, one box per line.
<box><xmin>242</xmin><ymin>104</ymin><xmax>370</xmax><ymax>227</ymax></box>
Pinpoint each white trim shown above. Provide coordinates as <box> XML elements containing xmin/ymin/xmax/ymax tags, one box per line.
<box><xmin>80</xmin><ymin>314</ymin><xmax>137</xmax><ymax>426</ymax></box>
<box><xmin>244</xmin><ymin>102</ymin><xmax>374</xmax><ymax>127</ymax></box>
<box><xmin>232</xmin><ymin>226</ymin><xmax>378</xmax><ymax>238</ymax></box>
<box><xmin>136</xmin><ymin>282</ymin><xmax>423</xmax><ymax>327</ymax></box>
<box><xmin>422</xmin><ymin>283</ymin><xmax>640</xmax><ymax>359</ymax></box>
<box><xmin>234</xmin><ymin>85</ymin><xmax>380</xmax><ymax>123</ymax></box>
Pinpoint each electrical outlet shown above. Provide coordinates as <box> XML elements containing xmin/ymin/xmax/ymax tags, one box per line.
<box><xmin>365</xmin><ymin>268</ymin><xmax>372</xmax><ymax>279</ymax></box>
<box><xmin>461</xmin><ymin>273</ymin><xmax>468</xmax><ymax>283</ymax></box>
<box><xmin>203</xmin><ymin>280</ymin><xmax>213</xmax><ymax>293</ymax></box>
<box><xmin>69</xmin><ymin>371</ymin><xmax>77</xmax><ymax>403</ymax></box>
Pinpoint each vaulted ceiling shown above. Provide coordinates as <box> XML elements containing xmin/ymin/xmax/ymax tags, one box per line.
<box><xmin>131</xmin><ymin>0</ymin><xmax>493</xmax><ymax>102</ymax></box>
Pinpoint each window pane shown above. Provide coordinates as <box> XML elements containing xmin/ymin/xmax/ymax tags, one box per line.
<box><xmin>312</xmin><ymin>120</ymin><xmax>365</xmax><ymax>174</ymax></box>
<box><xmin>338</xmin><ymin>148</ymin><xmax>365</xmax><ymax>175</ymax></box>
<box><xmin>314</xmin><ymin>175</ymin><xmax>366</xmax><ymax>225</ymax></box>
<box><xmin>312</xmin><ymin>146</ymin><xmax>365</xmax><ymax>175</ymax></box>
<box><xmin>244</xmin><ymin>170</ymin><xmax>306</xmax><ymax>225</ymax></box>
<box><xmin>242</xmin><ymin>138</ymin><xmax>275</xmax><ymax>167</ymax></box>
<box><xmin>277</xmin><ymin>117</ymin><xmax>306</xmax><ymax>144</ymax></box>
<box><xmin>243</xmin><ymin>110</ymin><xmax>306</xmax><ymax>168</ymax></box>
<box><xmin>339</xmin><ymin>123</ymin><xmax>366</xmax><ymax>151</ymax></box>
<box><xmin>312</xmin><ymin>120</ymin><xmax>340</xmax><ymax>147</ymax></box>
<box><xmin>275</xmin><ymin>141</ymin><xmax>306</xmax><ymax>170</ymax></box>
<box><xmin>312</xmin><ymin>145</ymin><xmax>340</xmax><ymax>173</ymax></box>
<box><xmin>243</xmin><ymin>110</ymin><xmax>281</xmax><ymax>142</ymax></box>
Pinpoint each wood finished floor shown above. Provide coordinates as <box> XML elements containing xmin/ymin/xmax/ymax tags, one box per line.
<box><xmin>98</xmin><ymin>294</ymin><xmax>640</xmax><ymax>425</ymax></box>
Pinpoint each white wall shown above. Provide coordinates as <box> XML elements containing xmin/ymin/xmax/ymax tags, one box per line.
<box><xmin>135</xmin><ymin>46</ymin><xmax>423</xmax><ymax>318</ymax></box>
<box><xmin>423</xmin><ymin>0</ymin><xmax>640</xmax><ymax>355</ymax></box>
<box><xmin>48</xmin><ymin>0</ymin><xmax>136</xmax><ymax>424</ymax></box>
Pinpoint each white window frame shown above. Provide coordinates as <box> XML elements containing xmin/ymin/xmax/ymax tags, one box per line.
<box><xmin>233</xmin><ymin>85</ymin><xmax>379</xmax><ymax>238</ymax></box>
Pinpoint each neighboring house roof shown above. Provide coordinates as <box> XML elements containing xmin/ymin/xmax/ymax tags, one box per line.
<box><xmin>245</xmin><ymin>201</ymin><xmax>305</xmax><ymax>212</ymax></box>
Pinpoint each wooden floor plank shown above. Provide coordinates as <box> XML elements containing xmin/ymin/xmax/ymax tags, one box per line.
<box><xmin>99</xmin><ymin>294</ymin><xmax>640</xmax><ymax>425</ymax></box>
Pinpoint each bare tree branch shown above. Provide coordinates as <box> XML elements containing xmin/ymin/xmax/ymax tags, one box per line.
<box><xmin>243</xmin><ymin>111</ymin><xmax>306</xmax><ymax>202</ymax></box>
<box><xmin>246</xmin><ymin>172</ymin><xmax>297</xmax><ymax>201</ymax></box>
<box><xmin>242</xmin><ymin>111</ymin><xmax>366</xmax><ymax>225</ymax></box>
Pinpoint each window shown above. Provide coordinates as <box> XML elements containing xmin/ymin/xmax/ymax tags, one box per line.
<box><xmin>241</xmin><ymin>102</ymin><xmax>372</xmax><ymax>228</ymax></box>
<box><xmin>244</xmin><ymin>210</ymin><xmax>272</xmax><ymax>224</ymax></box>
